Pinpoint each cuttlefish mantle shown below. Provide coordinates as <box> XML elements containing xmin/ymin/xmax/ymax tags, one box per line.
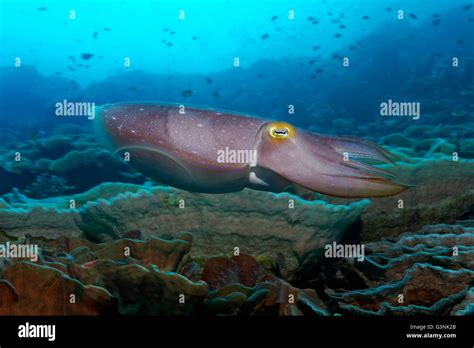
<box><xmin>94</xmin><ymin>102</ymin><xmax>409</xmax><ymax>198</ymax></box>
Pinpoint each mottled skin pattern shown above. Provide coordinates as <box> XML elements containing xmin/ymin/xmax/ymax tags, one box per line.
<box><xmin>95</xmin><ymin>102</ymin><xmax>407</xmax><ymax>197</ymax></box>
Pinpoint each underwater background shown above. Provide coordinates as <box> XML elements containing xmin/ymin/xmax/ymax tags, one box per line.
<box><xmin>0</xmin><ymin>0</ymin><xmax>473</xmax><ymax>316</ymax></box>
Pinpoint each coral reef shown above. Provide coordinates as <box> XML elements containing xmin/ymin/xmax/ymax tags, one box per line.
<box><xmin>0</xmin><ymin>125</ymin><xmax>145</xmax><ymax>196</ymax></box>
<box><xmin>0</xmin><ymin>183</ymin><xmax>369</xmax><ymax>278</ymax></box>
<box><xmin>0</xmin><ymin>234</ymin><xmax>327</xmax><ymax>316</ymax></box>
<box><xmin>1</xmin><ymin>222</ymin><xmax>470</xmax><ymax>316</ymax></box>
<box><xmin>0</xmin><ymin>262</ymin><xmax>116</xmax><ymax>315</ymax></box>
<box><xmin>359</xmin><ymin>158</ymin><xmax>474</xmax><ymax>241</ymax></box>
<box><xmin>23</xmin><ymin>173</ymin><xmax>75</xmax><ymax>198</ymax></box>
<box><xmin>321</xmin><ymin>224</ymin><xmax>474</xmax><ymax>315</ymax></box>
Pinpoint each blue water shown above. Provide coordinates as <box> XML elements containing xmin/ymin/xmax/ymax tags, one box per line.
<box><xmin>1</xmin><ymin>0</ymin><xmax>472</xmax><ymax>133</ymax></box>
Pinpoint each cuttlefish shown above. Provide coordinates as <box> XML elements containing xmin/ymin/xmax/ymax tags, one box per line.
<box><xmin>94</xmin><ymin>102</ymin><xmax>407</xmax><ymax>198</ymax></box>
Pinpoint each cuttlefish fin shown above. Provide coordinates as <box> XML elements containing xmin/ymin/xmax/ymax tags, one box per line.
<box><xmin>114</xmin><ymin>145</ymin><xmax>196</xmax><ymax>182</ymax></box>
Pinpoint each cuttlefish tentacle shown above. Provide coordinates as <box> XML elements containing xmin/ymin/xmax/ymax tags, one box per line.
<box><xmin>303</xmin><ymin>134</ymin><xmax>398</xmax><ymax>178</ymax></box>
<box><xmin>317</xmin><ymin>135</ymin><xmax>401</xmax><ymax>164</ymax></box>
<box><xmin>95</xmin><ymin>102</ymin><xmax>409</xmax><ymax>198</ymax></box>
<box><xmin>333</xmin><ymin>156</ymin><xmax>397</xmax><ymax>179</ymax></box>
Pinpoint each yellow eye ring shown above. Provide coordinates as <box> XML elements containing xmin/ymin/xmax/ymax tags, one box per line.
<box><xmin>267</xmin><ymin>122</ymin><xmax>296</xmax><ymax>140</ymax></box>
<box><xmin>270</xmin><ymin>127</ymin><xmax>290</xmax><ymax>139</ymax></box>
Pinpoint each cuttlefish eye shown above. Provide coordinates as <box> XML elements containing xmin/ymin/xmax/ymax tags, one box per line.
<box><xmin>271</xmin><ymin>128</ymin><xmax>289</xmax><ymax>138</ymax></box>
<box><xmin>268</xmin><ymin>122</ymin><xmax>295</xmax><ymax>139</ymax></box>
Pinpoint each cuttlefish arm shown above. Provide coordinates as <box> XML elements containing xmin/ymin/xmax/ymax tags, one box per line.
<box><xmin>95</xmin><ymin>103</ymin><xmax>409</xmax><ymax>198</ymax></box>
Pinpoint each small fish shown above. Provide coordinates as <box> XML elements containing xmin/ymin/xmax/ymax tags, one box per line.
<box><xmin>309</xmin><ymin>59</ymin><xmax>316</xmax><ymax>65</ymax></box>
<box><xmin>339</xmin><ymin>24</ymin><xmax>346</xmax><ymax>29</ymax></box>
<box><xmin>261</xmin><ymin>34</ymin><xmax>269</xmax><ymax>40</ymax></box>
<box><xmin>212</xmin><ymin>90</ymin><xmax>220</xmax><ymax>98</ymax></box>
<box><xmin>271</xmin><ymin>15</ymin><xmax>278</xmax><ymax>21</ymax></box>
<box><xmin>257</xmin><ymin>74</ymin><xmax>264</xmax><ymax>79</ymax></box>
<box><xmin>385</xmin><ymin>7</ymin><xmax>392</xmax><ymax>12</ymax></box>
<box><xmin>205</xmin><ymin>77</ymin><xmax>213</xmax><ymax>84</ymax></box>
<box><xmin>457</xmin><ymin>39</ymin><xmax>464</xmax><ymax>45</ymax></box>
<box><xmin>432</xmin><ymin>19</ymin><xmax>440</xmax><ymax>26</ymax></box>
<box><xmin>166</xmin><ymin>42</ymin><xmax>173</xmax><ymax>46</ymax></box>
<box><xmin>67</xmin><ymin>66</ymin><xmax>75</xmax><ymax>71</ymax></box>
<box><xmin>316</xmin><ymin>68</ymin><xmax>323</xmax><ymax>73</ymax></box>
<box><xmin>362</xmin><ymin>15</ymin><xmax>370</xmax><ymax>20</ymax></box>
<box><xmin>307</xmin><ymin>16</ymin><xmax>315</xmax><ymax>21</ymax></box>
<box><xmin>103</xmin><ymin>27</ymin><xmax>111</xmax><ymax>31</ymax></box>
<box><xmin>129</xmin><ymin>86</ymin><xmax>137</xmax><ymax>91</ymax></box>
<box><xmin>93</xmin><ymin>31</ymin><xmax>98</xmax><ymax>39</ymax></box>
<box><xmin>38</xmin><ymin>6</ymin><xmax>47</xmax><ymax>11</ymax></box>
<box><xmin>349</xmin><ymin>45</ymin><xmax>356</xmax><ymax>50</ymax></box>
<box><xmin>432</xmin><ymin>13</ymin><xmax>440</xmax><ymax>17</ymax></box>
<box><xmin>192</xmin><ymin>36</ymin><xmax>198</xmax><ymax>40</ymax></box>
<box><xmin>312</xmin><ymin>20</ymin><xmax>319</xmax><ymax>25</ymax></box>
<box><xmin>464</xmin><ymin>4</ymin><xmax>472</xmax><ymax>11</ymax></box>
<box><xmin>181</xmin><ymin>89</ymin><xmax>194</xmax><ymax>98</ymax></box>
<box><xmin>170</xmin><ymin>31</ymin><xmax>176</xmax><ymax>35</ymax></box>
<box><xmin>334</xmin><ymin>33</ymin><xmax>342</xmax><ymax>38</ymax></box>
<box><xmin>409</xmin><ymin>13</ymin><xmax>417</xmax><ymax>19</ymax></box>
<box><xmin>81</xmin><ymin>53</ymin><xmax>93</xmax><ymax>60</ymax></box>
<box><xmin>312</xmin><ymin>45</ymin><xmax>320</xmax><ymax>50</ymax></box>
